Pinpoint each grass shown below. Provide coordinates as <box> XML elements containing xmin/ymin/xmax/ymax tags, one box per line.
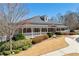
<box><xmin>16</xmin><ymin>35</ymin><xmax>68</xmax><ymax>56</ymax></box>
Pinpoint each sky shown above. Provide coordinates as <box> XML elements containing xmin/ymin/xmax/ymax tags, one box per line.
<box><xmin>24</xmin><ymin>3</ymin><xmax>79</xmax><ymax>19</ymax></box>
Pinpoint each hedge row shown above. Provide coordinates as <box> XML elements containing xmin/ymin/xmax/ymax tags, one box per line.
<box><xmin>32</xmin><ymin>34</ymin><xmax>49</xmax><ymax>44</ymax></box>
<box><xmin>55</xmin><ymin>32</ymin><xmax>76</xmax><ymax>35</ymax></box>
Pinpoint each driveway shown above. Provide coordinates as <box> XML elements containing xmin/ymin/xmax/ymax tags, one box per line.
<box><xmin>42</xmin><ymin>35</ymin><xmax>79</xmax><ymax>56</ymax></box>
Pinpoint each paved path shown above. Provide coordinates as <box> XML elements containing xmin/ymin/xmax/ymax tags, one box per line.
<box><xmin>42</xmin><ymin>35</ymin><xmax>79</xmax><ymax>56</ymax></box>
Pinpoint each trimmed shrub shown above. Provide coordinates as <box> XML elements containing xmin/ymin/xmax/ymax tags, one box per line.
<box><xmin>47</xmin><ymin>32</ymin><xmax>54</xmax><ymax>38</ymax></box>
<box><xmin>17</xmin><ymin>48</ymin><xmax>23</xmax><ymax>51</ymax></box>
<box><xmin>32</xmin><ymin>34</ymin><xmax>49</xmax><ymax>44</ymax></box>
<box><xmin>12</xmin><ymin>39</ymin><xmax>32</xmax><ymax>50</ymax></box>
<box><xmin>70</xmin><ymin>30</ymin><xmax>74</xmax><ymax>32</ymax></box>
<box><xmin>69</xmin><ymin>30</ymin><xmax>76</xmax><ymax>35</ymax></box>
<box><xmin>0</xmin><ymin>42</ymin><xmax>5</xmax><ymax>46</ymax></box>
<box><xmin>13</xmin><ymin>50</ymin><xmax>20</xmax><ymax>54</ymax></box>
<box><xmin>76</xmin><ymin>32</ymin><xmax>79</xmax><ymax>35</ymax></box>
<box><xmin>22</xmin><ymin>45</ymin><xmax>29</xmax><ymax>50</ymax></box>
<box><xmin>61</xmin><ymin>32</ymin><xmax>69</xmax><ymax>35</ymax></box>
<box><xmin>0</xmin><ymin>42</ymin><xmax>10</xmax><ymax>51</ymax></box>
<box><xmin>12</xmin><ymin>33</ymin><xmax>25</xmax><ymax>41</ymax></box>
<box><xmin>0</xmin><ymin>39</ymin><xmax>32</xmax><ymax>52</ymax></box>
<box><xmin>69</xmin><ymin>32</ymin><xmax>76</xmax><ymax>35</ymax></box>
<box><xmin>3</xmin><ymin>51</ymin><xmax>11</xmax><ymax>56</ymax></box>
<box><xmin>0</xmin><ymin>52</ymin><xmax>3</xmax><ymax>55</ymax></box>
<box><xmin>55</xmin><ymin>32</ymin><xmax>62</xmax><ymax>35</ymax></box>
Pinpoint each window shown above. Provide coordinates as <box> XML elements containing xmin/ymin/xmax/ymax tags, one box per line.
<box><xmin>48</xmin><ymin>28</ymin><xmax>53</xmax><ymax>32</ymax></box>
<box><xmin>23</xmin><ymin>28</ymin><xmax>26</xmax><ymax>33</ymax></box>
<box><xmin>42</xmin><ymin>28</ymin><xmax>47</xmax><ymax>32</ymax></box>
<box><xmin>27</xmin><ymin>28</ymin><xmax>31</xmax><ymax>32</ymax></box>
<box><xmin>57</xmin><ymin>28</ymin><xmax>60</xmax><ymax>31</ymax></box>
<box><xmin>33</xmin><ymin>28</ymin><xmax>40</xmax><ymax>32</ymax></box>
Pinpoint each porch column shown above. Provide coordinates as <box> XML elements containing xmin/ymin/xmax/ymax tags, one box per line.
<box><xmin>55</xmin><ymin>27</ymin><xmax>57</xmax><ymax>32</ymax></box>
<box><xmin>31</xmin><ymin>28</ymin><xmax>33</xmax><ymax>38</ymax></box>
<box><xmin>22</xmin><ymin>27</ymin><xmax>23</xmax><ymax>34</ymax></box>
<box><xmin>26</xmin><ymin>28</ymin><xmax>27</xmax><ymax>33</ymax></box>
<box><xmin>40</xmin><ymin>28</ymin><xmax>42</xmax><ymax>35</ymax></box>
<box><xmin>60</xmin><ymin>28</ymin><xmax>61</xmax><ymax>31</ymax></box>
<box><xmin>25</xmin><ymin>28</ymin><xmax>27</xmax><ymax>36</ymax></box>
<box><xmin>47</xmin><ymin>27</ymin><xmax>48</xmax><ymax>33</ymax></box>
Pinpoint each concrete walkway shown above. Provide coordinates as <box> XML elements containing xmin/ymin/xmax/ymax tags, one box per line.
<box><xmin>42</xmin><ymin>35</ymin><xmax>79</xmax><ymax>56</ymax></box>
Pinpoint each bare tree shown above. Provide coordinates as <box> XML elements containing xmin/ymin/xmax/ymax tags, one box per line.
<box><xmin>51</xmin><ymin>16</ymin><xmax>56</xmax><ymax>23</ymax></box>
<box><xmin>64</xmin><ymin>12</ymin><xmax>78</xmax><ymax>31</ymax></box>
<box><xmin>56</xmin><ymin>13</ymin><xmax>65</xmax><ymax>24</ymax></box>
<box><xmin>56</xmin><ymin>13</ymin><xmax>62</xmax><ymax>23</ymax></box>
<box><xmin>0</xmin><ymin>3</ymin><xmax>28</xmax><ymax>53</ymax></box>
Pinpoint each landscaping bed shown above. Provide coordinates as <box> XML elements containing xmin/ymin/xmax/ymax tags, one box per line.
<box><xmin>0</xmin><ymin>39</ymin><xmax>32</xmax><ymax>56</ymax></box>
<box><xmin>0</xmin><ymin>33</ymin><xmax>32</xmax><ymax>56</ymax></box>
<box><xmin>16</xmin><ymin>36</ymin><xmax>68</xmax><ymax>56</ymax></box>
<box><xmin>0</xmin><ymin>33</ymin><xmax>51</xmax><ymax>56</ymax></box>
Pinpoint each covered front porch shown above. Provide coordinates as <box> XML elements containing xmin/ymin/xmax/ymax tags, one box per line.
<box><xmin>18</xmin><ymin>24</ymin><xmax>69</xmax><ymax>38</ymax></box>
<box><xmin>18</xmin><ymin>25</ymin><xmax>56</xmax><ymax>38</ymax></box>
